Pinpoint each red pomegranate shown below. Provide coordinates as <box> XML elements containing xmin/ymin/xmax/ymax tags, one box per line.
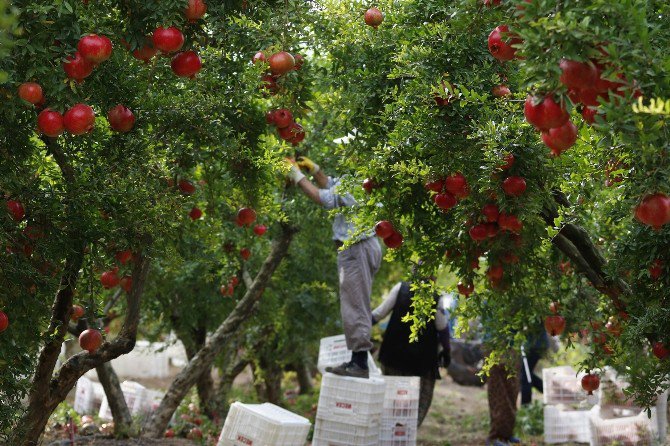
<box><xmin>293</xmin><ymin>54</ymin><xmax>304</xmax><ymax>70</ymax></box>
<box><xmin>434</xmin><ymin>192</ymin><xmax>457</xmax><ymax>210</ymax></box>
<box><xmin>544</xmin><ymin>314</ymin><xmax>566</xmax><ymax>336</ymax></box>
<box><xmin>487</xmin><ymin>265</ymin><xmax>504</xmax><ymax>282</ymax></box>
<box><xmin>77</xmin><ymin>34</ymin><xmax>113</xmax><ymax>64</ymax></box>
<box><xmin>240</xmin><ymin>247</ymin><xmax>251</xmax><ymax>260</ymax></box>
<box><xmin>364</xmin><ymin>7</ymin><xmax>383</xmax><ymax>28</ymax></box>
<box><xmin>502</xmin><ymin>176</ymin><xmax>526</xmax><ymax>197</ymax></box>
<box><xmin>277</xmin><ymin>122</ymin><xmax>305</xmax><ymax>143</ymax></box>
<box><xmin>79</xmin><ymin>329</ymin><xmax>103</xmax><ymax>353</ymax></box>
<box><xmin>253</xmin><ymin>224</ymin><xmax>267</xmax><ymax>236</ymax></box>
<box><xmin>71</xmin><ymin>305</ymin><xmax>85</xmax><ymax>321</ymax></box>
<box><xmin>457</xmin><ymin>282</ymin><xmax>474</xmax><ymax>296</ymax></box>
<box><xmin>178</xmin><ymin>180</ymin><xmax>196</xmax><ymax>195</ymax></box>
<box><xmin>100</xmin><ymin>268</ymin><xmax>120</xmax><ymax>289</ymax></box>
<box><xmin>64</xmin><ymin>103</ymin><xmax>96</xmax><ymax>135</ymax></box>
<box><xmin>273</xmin><ymin>109</ymin><xmax>293</xmax><ymax>128</ymax></box>
<box><xmin>107</xmin><ymin>105</ymin><xmax>135</xmax><ymax>132</ymax></box>
<box><xmin>252</xmin><ymin>51</ymin><xmax>266</xmax><ymax>64</ymax></box>
<box><xmin>63</xmin><ymin>52</ymin><xmax>94</xmax><ymax>82</ymax></box>
<box><xmin>482</xmin><ymin>203</ymin><xmax>499</xmax><ymax>222</ymax></box>
<box><xmin>542</xmin><ymin>120</ymin><xmax>578</xmax><ymax>156</ymax></box>
<box><xmin>375</xmin><ymin>220</ymin><xmax>395</xmax><ymax>238</ymax></box>
<box><xmin>7</xmin><ymin>200</ymin><xmax>26</xmax><ymax>221</ymax></box>
<box><xmin>469</xmin><ymin>224</ymin><xmax>488</xmax><ymax>242</ymax></box>
<box><xmin>492</xmin><ymin>84</ymin><xmax>511</xmax><ymax>98</ymax></box>
<box><xmin>484</xmin><ymin>0</ymin><xmax>502</xmax><ymax>5</ymax></box>
<box><xmin>498</xmin><ymin>213</ymin><xmax>522</xmax><ymax>232</ymax></box>
<box><xmin>260</xmin><ymin>74</ymin><xmax>278</xmax><ymax>94</ymax></box>
<box><xmin>0</xmin><ymin>311</ymin><xmax>7</xmax><ymax>333</ymax></box>
<box><xmin>649</xmin><ymin>259</ymin><xmax>663</xmax><ymax>280</ymax></box>
<box><xmin>152</xmin><ymin>27</ymin><xmax>184</xmax><ymax>53</ymax></box>
<box><xmin>268</xmin><ymin>51</ymin><xmax>295</xmax><ymax>76</ymax></box>
<box><xmin>132</xmin><ymin>42</ymin><xmax>158</xmax><ymax>62</ymax></box>
<box><xmin>171</xmin><ymin>51</ymin><xmax>202</xmax><ymax>78</ymax></box>
<box><xmin>384</xmin><ymin>231</ymin><xmax>403</xmax><ymax>249</ymax></box>
<box><xmin>120</xmin><ymin>276</ymin><xmax>132</xmax><ymax>293</ymax></box>
<box><xmin>581</xmin><ymin>373</ymin><xmax>600</xmax><ymax>395</ymax></box>
<box><xmin>18</xmin><ymin>82</ymin><xmax>44</xmax><ymax>105</ymax></box>
<box><xmin>444</xmin><ymin>173</ymin><xmax>469</xmax><ymax>198</ymax></box>
<box><xmin>549</xmin><ymin>301</ymin><xmax>560</xmax><ymax>314</ymax></box>
<box><xmin>237</xmin><ymin>207</ymin><xmax>257</xmax><ymax>226</ymax></box>
<box><xmin>524</xmin><ymin>95</ymin><xmax>569</xmax><ymax>130</ymax></box>
<box><xmin>185</xmin><ymin>0</ymin><xmax>207</xmax><ymax>21</ymax></box>
<box><xmin>115</xmin><ymin>250</ymin><xmax>133</xmax><ymax>265</ymax></box>
<box><xmin>500</xmin><ymin>153</ymin><xmax>515</xmax><ymax>170</ymax></box>
<box><xmin>37</xmin><ymin>109</ymin><xmax>65</xmax><ymax>137</ymax></box>
<box><xmin>362</xmin><ymin>178</ymin><xmax>378</xmax><ymax>193</ymax></box>
<box><xmin>425</xmin><ymin>178</ymin><xmax>444</xmax><ymax>193</ymax></box>
<box><xmin>559</xmin><ymin>59</ymin><xmax>598</xmax><ymax>91</ymax></box>
<box><xmin>487</xmin><ymin>25</ymin><xmax>521</xmax><ymax>62</ymax></box>
<box><xmin>502</xmin><ymin>252</ymin><xmax>519</xmax><ymax>264</ymax></box>
<box><xmin>634</xmin><ymin>193</ymin><xmax>670</xmax><ymax>230</ymax></box>
<box><xmin>652</xmin><ymin>342</ymin><xmax>670</xmax><ymax>360</ymax></box>
<box><xmin>189</xmin><ymin>207</ymin><xmax>203</xmax><ymax>220</ymax></box>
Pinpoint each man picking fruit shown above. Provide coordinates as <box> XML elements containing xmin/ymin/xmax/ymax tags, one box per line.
<box><xmin>286</xmin><ymin>156</ymin><xmax>382</xmax><ymax>378</ymax></box>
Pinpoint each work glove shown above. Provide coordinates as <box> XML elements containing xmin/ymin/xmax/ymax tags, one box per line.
<box><xmin>439</xmin><ymin>348</ymin><xmax>451</xmax><ymax>368</ymax></box>
<box><xmin>296</xmin><ymin>156</ymin><xmax>320</xmax><ymax>175</ymax></box>
<box><xmin>283</xmin><ymin>158</ymin><xmax>305</xmax><ymax>186</ymax></box>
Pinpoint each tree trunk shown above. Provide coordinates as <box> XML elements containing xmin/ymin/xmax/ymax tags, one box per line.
<box><xmin>180</xmin><ymin>326</ymin><xmax>216</xmax><ymax>419</ymax></box>
<box><xmin>261</xmin><ymin>359</ymin><xmax>283</xmax><ymax>405</ymax></box>
<box><xmin>295</xmin><ymin>361</ymin><xmax>314</xmax><ymax>395</ymax></box>
<box><xmin>96</xmin><ymin>362</ymin><xmax>135</xmax><ymax>436</ymax></box>
<box><xmin>212</xmin><ymin>355</ymin><xmax>249</xmax><ymax>422</ymax></box>
<box><xmin>14</xmin><ymin>249</ymin><xmax>151</xmax><ymax>446</ymax></box>
<box><xmin>142</xmin><ymin>224</ymin><xmax>297</xmax><ymax>438</ymax></box>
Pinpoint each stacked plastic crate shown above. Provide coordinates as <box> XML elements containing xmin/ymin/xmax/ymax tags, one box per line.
<box><xmin>98</xmin><ymin>380</ymin><xmax>148</xmax><ymax>420</ymax></box>
<box><xmin>73</xmin><ymin>376</ymin><xmax>106</xmax><ymax>415</ymax></box>
<box><xmin>543</xmin><ymin>366</ymin><xmax>598</xmax><ymax>444</ymax></box>
<box><xmin>217</xmin><ymin>402</ymin><xmax>311</xmax><ymax>446</ymax></box>
<box><xmin>317</xmin><ymin>334</ymin><xmax>382</xmax><ymax>376</ymax></box>
<box><xmin>589</xmin><ymin>370</ymin><xmax>668</xmax><ymax>446</ymax></box>
<box><xmin>379</xmin><ymin>376</ymin><xmax>420</xmax><ymax>446</ymax></box>
<box><xmin>312</xmin><ymin>373</ymin><xmax>386</xmax><ymax>446</ymax></box>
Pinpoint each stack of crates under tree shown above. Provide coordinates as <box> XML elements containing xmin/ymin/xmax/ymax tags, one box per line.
<box><xmin>98</xmin><ymin>380</ymin><xmax>148</xmax><ymax>421</ymax></box>
<box><xmin>217</xmin><ymin>402</ymin><xmax>311</xmax><ymax>446</ymax></box>
<box><xmin>379</xmin><ymin>376</ymin><xmax>420</xmax><ymax>446</ymax></box>
<box><xmin>589</xmin><ymin>368</ymin><xmax>668</xmax><ymax>446</ymax></box>
<box><xmin>312</xmin><ymin>373</ymin><xmax>386</xmax><ymax>446</ymax></box>
<box><xmin>73</xmin><ymin>375</ymin><xmax>106</xmax><ymax>415</ymax></box>
<box><xmin>317</xmin><ymin>334</ymin><xmax>382</xmax><ymax>376</ymax></box>
<box><xmin>543</xmin><ymin>366</ymin><xmax>599</xmax><ymax>444</ymax></box>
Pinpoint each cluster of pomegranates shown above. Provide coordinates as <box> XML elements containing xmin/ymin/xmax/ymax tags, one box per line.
<box><xmin>99</xmin><ymin>249</ymin><xmax>134</xmax><ymax>293</ymax></box>
<box><xmin>373</xmin><ymin>220</ymin><xmax>403</xmax><ymax>249</ymax></box>
<box><xmin>253</xmin><ymin>49</ymin><xmax>303</xmax><ymax>95</ymax></box>
<box><xmin>266</xmin><ymin>108</ymin><xmax>306</xmax><ymax>146</ymax></box>
<box><xmin>175</xmin><ymin>179</ymin><xmax>204</xmax><ymax>221</ymax></box>
<box><xmin>63</xmin><ymin>33</ymin><xmax>113</xmax><ymax>83</ymax></box>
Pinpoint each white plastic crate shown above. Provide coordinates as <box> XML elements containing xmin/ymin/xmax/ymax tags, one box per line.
<box><xmin>98</xmin><ymin>380</ymin><xmax>147</xmax><ymax>420</ymax></box>
<box><xmin>382</xmin><ymin>376</ymin><xmax>420</xmax><ymax>420</ymax></box>
<box><xmin>140</xmin><ymin>389</ymin><xmax>165</xmax><ymax>414</ymax></box>
<box><xmin>312</xmin><ymin>417</ymin><xmax>379</xmax><ymax>446</ymax></box>
<box><xmin>543</xmin><ymin>366</ymin><xmax>596</xmax><ymax>405</ymax></box>
<box><xmin>379</xmin><ymin>418</ymin><xmax>417</xmax><ymax>446</ymax></box>
<box><xmin>317</xmin><ymin>334</ymin><xmax>382</xmax><ymax>376</ymax></box>
<box><xmin>315</xmin><ymin>373</ymin><xmax>385</xmax><ymax>426</ymax></box>
<box><xmin>544</xmin><ymin>404</ymin><xmax>592</xmax><ymax>444</ymax></box>
<box><xmin>217</xmin><ymin>402</ymin><xmax>310</xmax><ymax>446</ymax></box>
<box><xmin>73</xmin><ymin>376</ymin><xmax>105</xmax><ymax>415</ymax></box>
<box><xmin>589</xmin><ymin>405</ymin><xmax>660</xmax><ymax>446</ymax></box>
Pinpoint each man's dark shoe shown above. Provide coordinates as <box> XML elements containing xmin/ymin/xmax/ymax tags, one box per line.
<box><xmin>325</xmin><ymin>361</ymin><xmax>369</xmax><ymax>379</ymax></box>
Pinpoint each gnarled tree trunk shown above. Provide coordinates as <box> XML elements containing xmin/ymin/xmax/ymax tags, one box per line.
<box><xmin>96</xmin><ymin>362</ymin><xmax>134</xmax><ymax>436</ymax></box>
<box><xmin>142</xmin><ymin>224</ymin><xmax>297</xmax><ymax>438</ymax></box>
<box><xmin>179</xmin><ymin>325</ymin><xmax>216</xmax><ymax>419</ymax></box>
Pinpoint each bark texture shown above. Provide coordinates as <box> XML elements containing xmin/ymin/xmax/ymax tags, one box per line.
<box><xmin>142</xmin><ymin>223</ymin><xmax>297</xmax><ymax>437</ymax></box>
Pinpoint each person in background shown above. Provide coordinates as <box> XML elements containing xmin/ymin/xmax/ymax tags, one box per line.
<box><xmin>520</xmin><ymin>326</ymin><xmax>548</xmax><ymax>405</ymax></box>
<box><xmin>371</xmin><ymin>279</ymin><xmax>452</xmax><ymax>426</ymax></box>
<box><xmin>286</xmin><ymin>156</ymin><xmax>382</xmax><ymax>379</ymax></box>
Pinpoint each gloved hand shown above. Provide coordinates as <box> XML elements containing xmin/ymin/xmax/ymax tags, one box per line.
<box><xmin>283</xmin><ymin>158</ymin><xmax>305</xmax><ymax>185</ymax></box>
<box><xmin>438</xmin><ymin>348</ymin><xmax>451</xmax><ymax>368</ymax></box>
<box><xmin>296</xmin><ymin>156</ymin><xmax>320</xmax><ymax>175</ymax></box>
